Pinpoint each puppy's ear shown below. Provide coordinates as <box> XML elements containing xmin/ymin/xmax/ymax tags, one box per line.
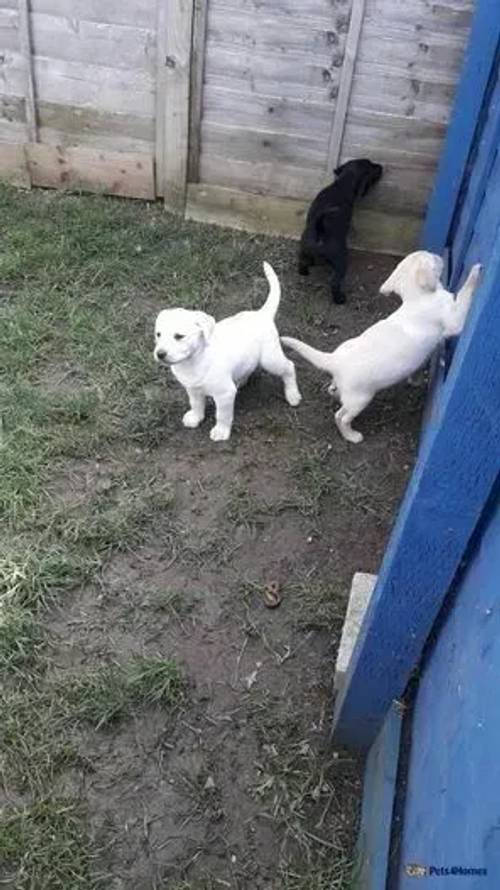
<box><xmin>334</xmin><ymin>162</ymin><xmax>347</xmax><ymax>176</ymax></box>
<box><xmin>415</xmin><ymin>257</ymin><xmax>439</xmax><ymax>292</ymax></box>
<box><xmin>194</xmin><ymin>311</ymin><xmax>216</xmax><ymax>342</ymax></box>
<box><xmin>379</xmin><ymin>267</ymin><xmax>399</xmax><ymax>295</ymax></box>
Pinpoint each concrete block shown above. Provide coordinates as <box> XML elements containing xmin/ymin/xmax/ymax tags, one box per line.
<box><xmin>335</xmin><ymin>572</ymin><xmax>377</xmax><ymax>693</ymax></box>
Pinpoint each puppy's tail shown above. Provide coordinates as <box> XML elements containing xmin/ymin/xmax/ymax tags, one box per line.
<box><xmin>281</xmin><ymin>336</ymin><xmax>332</xmax><ymax>373</ymax></box>
<box><xmin>260</xmin><ymin>261</ymin><xmax>280</xmax><ymax>318</ymax></box>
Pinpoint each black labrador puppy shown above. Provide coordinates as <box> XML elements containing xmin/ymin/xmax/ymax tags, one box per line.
<box><xmin>298</xmin><ymin>158</ymin><xmax>383</xmax><ymax>304</ymax></box>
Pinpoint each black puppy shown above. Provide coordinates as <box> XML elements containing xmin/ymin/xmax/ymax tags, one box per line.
<box><xmin>298</xmin><ymin>158</ymin><xmax>383</xmax><ymax>304</ymax></box>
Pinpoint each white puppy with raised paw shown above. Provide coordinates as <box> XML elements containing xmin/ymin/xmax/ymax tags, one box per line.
<box><xmin>154</xmin><ymin>262</ymin><xmax>301</xmax><ymax>442</ymax></box>
<box><xmin>282</xmin><ymin>251</ymin><xmax>481</xmax><ymax>444</ymax></box>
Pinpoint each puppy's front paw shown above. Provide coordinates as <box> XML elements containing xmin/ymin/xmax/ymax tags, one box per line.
<box><xmin>285</xmin><ymin>386</ymin><xmax>302</xmax><ymax>407</ymax></box>
<box><xmin>183</xmin><ymin>410</ymin><xmax>203</xmax><ymax>428</ymax></box>
<box><xmin>344</xmin><ymin>430</ymin><xmax>364</xmax><ymax>444</ymax></box>
<box><xmin>469</xmin><ymin>263</ymin><xmax>482</xmax><ymax>286</ymax></box>
<box><xmin>210</xmin><ymin>424</ymin><xmax>231</xmax><ymax>442</ymax></box>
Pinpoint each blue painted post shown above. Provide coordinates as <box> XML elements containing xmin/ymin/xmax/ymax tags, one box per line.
<box><xmin>420</xmin><ymin>0</ymin><xmax>500</xmax><ymax>254</ymax></box>
<box><xmin>332</xmin><ymin>242</ymin><xmax>500</xmax><ymax>750</ymax></box>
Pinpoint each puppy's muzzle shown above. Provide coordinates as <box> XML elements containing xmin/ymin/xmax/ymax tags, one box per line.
<box><xmin>155</xmin><ymin>349</ymin><xmax>168</xmax><ymax>363</ymax></box>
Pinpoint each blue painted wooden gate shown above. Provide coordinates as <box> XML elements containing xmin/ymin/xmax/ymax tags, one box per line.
<box><xmin>330</xmin><ymin>2</ymin><xmax>500</xmax><ymax>887</ymax></box>
<box><xmin>391</xmin><ymin>28</ymin><xmax>500</xmax><ymax>890</ymax></box>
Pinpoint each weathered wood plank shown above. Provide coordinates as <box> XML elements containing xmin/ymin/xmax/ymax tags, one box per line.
<box><xmin>0</xmin><ymin>93</ymin><xmax>25</xmax><ymax>125</ymax></box>
<box><xmin>199</xmin><ymin>154</ymin><xmax>324</xmax><ymax>201</ymax></box>
<box><xmin>0</xmin><ymin>141</ymin><xmax>30</xmax><ymax>186</ymax></box>
<box><xmin>0</xmin><ymin>118</ymin><xmax>28</xmax><ymax>143</ymax></box>
<box><xmin>32</xmin><ymin>56</ymin><xmax>155</xmax><ymax>116</ymax></box>
<box><xmin>186</xmin><ymin>182</ymin><xmax>420</xmax><ymax>254</ymax></box>
<box><xmin>36</xmin><ymin>101</ymin><xmax>154</xmax><ymax>145</ymax></box>
<box><xmin>29</xmin><ymin>13</ymin><xmax>156</xmax><ymax>73</ymax></box>
<box><xmin>207</xmin><ymin>5</ymin><xmax>343</xmax><ymax>56</ymax></box>
<box><xmin>204</xmin><ymin>46</ymin><xmax>341</xmax><ymax>103</ymax></box>
<box><xmin>29</xmin><ymin>0</ymin><xmax>156</xmax><ymax>29</ymax></box>
<box><xmin>325</xmin><ymin>0</ymin><xmax>365</xmax><ymax>172</ymax></box>
<box><xmin>201</xmin><ymin>122</ymin><xmax>328</xmax><ymax>167</ymax></box>
<box><xmin>357</xmin><ymin>30</ymin><xmax>468</xmax><ymax>80</ymax></box>
<box><xmin>25</xmin><ymin>143</ymin><xmax>154</xmax><ymax>198</ymax></box>
<box><xmin>343</xmin><ymin>112</ymin><xmax>446</xmax><ymax>158</ymax></box>
<box><xmin>208</xmin><ymin>0</ymin><xmax>347</xmax><ymax>25</ymax></box>
<box><xmin>18</xmin><ymin>0</ymin><xmax>37</xmax><ymax>142</ymax></box>
<box><xmin>199</xmin><ymin>153</ymin><xmax>430</xmax><ymax>213</ymax></box>
<box><xmin>157</xmin><ymin>0</ymin><xmax>194</xmax><ymax>210</ymax></box>
<box><xmin>202</xmin><ymin>87</ymin><xmax>332</xmax><ymax>139</ymax></box>
<box><xmin>349</xmin><ymin>71</ymin><xmax>457</xmax><ymax>124</ymax></box>
<box><xmin>363</xmin><ymin>0</ymin><xmax>473</xmax><ymax>35</ymax></box>
<box><xmin>188</xmin><ymin>0</ymin><xmax>208</xmax><ymax>182</ymax></box>
<box><xmin>0</xmin><ymin>51</ymin><xmax>25</xmax><ymax>98</ymax></box>
<box><xmin>38</xmin><ymin>126</ymin><xmax>152</xmax><ymax>154</ymax></box>
<box><xmin>0</xmin><ymin>7</ymin><xmax>19</xmax><ymax>51</ymax></box>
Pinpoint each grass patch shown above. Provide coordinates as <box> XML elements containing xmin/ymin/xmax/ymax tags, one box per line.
<box><xmin>0</xmin><ymin>799</ymin><xmax>99</xmax><ymax>890</ymax></box>
<box><xmin>0</xmin><ymin>657</ymin><xmax>183</xmax><ymax>789</ymax></box>
<box><xmin>0</xmin><ymin>604</ymin><xmax>44</xmax><ymax>672</ymax></box>
<box><xmin>290</xmin><ymin>447</ymin><xmax>334</xmax><ymax>517</ymax></box>
<box><xmin>35</xmin><ymin>481</ymin><xmax>175</xmax><ymax>553</ymax></box>
<box><xmin>0</xmin><ymin>546</ymin><xmax>97</xmax><ymax>610</ymax></box>
<box><xmin>277</xmin><ymin>863</ymin><xmax>355</xmax><ymax>890</ymax></box>
<box><xmin>0</xmin><ymin>684</ymin><xmax>79</xmax><ymax>789</ymax></box>
<box><xmin>61</xmin><ymin>656</ymin><xmax>184</xmax><ymax>728</ymax></box>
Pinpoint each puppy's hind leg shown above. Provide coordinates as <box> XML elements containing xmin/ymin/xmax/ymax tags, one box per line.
<box><xmin>298</xmin><ymin>240</ymin><xmax>315</xmax><ymax>277</ymax></box>
<box><xmin>334</xmin><ymin>393</ymin><xmax>371</xmax><ymax>444</ymax></box>
<box><xmin>329</xmin><ymin>249</ymin><xmax>347</xmax><ymax>305</ymax></box>
<box><xmin>183</xmin><ymin>388</ymin><xmax>206</xmax><ymax>428</ymax></box>
<box><xmin>261</xmin><ymin>341</ymin><xmax>302</xmax><ymax>407</ymax></box>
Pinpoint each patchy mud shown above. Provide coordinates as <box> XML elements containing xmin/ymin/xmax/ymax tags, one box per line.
<box><xmin>40</xmin><ymin>248</ymin><xmax>424</xmax><ymax>889</ymax></box>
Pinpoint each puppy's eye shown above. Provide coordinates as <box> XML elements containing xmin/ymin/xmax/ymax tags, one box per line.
<box><xmin>156</xmin><ymin>332</ymin><xmax>160</xmax><ymax>338</ymax></box>
<box><xmin>174</xmin><ymin>333</ymin><xmax>185</xmax><ymax>341</ymax></box>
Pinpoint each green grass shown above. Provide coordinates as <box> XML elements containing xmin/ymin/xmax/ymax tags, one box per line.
<box><xmin>0</xmin><ymin>799</ymin><xmax>99</xmax><ymax>890</ymax></box>
<box><xmin>0</xmin><ymin>184</ymin><xmax>358</xmax><ymax>889</ymax></box>
<box><xmin>0</xmin><ymin>546</ymin><xmax>97</xmax><ymax>610</ymax></box>
<box><xmin>33</xmin><ymin>479</ymin><xmax>175</xmax><ymax>552</ymax></box>
<box><xmin>0</xmin><ymin>604</ymin><xmax>44</xmax><ymax>672</ymax></box>
<box><xmin>0</xmin><ymin>657</ymin><xmax>183</xmax><ymax>790</ymax></box>
<box><xmin>0</xmin><ymin>185</ymin><xmax>215</xmax><ymax>886</ymax></box>
<box><xmin>61</xmin><ymin>656</ymin><xmax>184</xmax><ymax>728</ymax></box>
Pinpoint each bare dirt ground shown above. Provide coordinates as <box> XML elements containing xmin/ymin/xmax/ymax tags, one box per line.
<box><xmin>0</xmin><ymin>188</ymin><xmax>424</xmax><ymax>890</ymax></box>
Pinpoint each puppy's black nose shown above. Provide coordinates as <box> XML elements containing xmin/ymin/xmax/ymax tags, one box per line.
<box><xmin>156</xmin><ymin>349</ymin><xmax>167</xmax><ymax>361</ymax></box>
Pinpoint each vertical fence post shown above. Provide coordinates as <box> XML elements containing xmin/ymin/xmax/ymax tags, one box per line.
<box><xmin>188</xmin><ymin>0</ymin><xmax>208</xmax><ymax>183</ymax></box>
<box><xmin>324</xmin><ymin>0</ymin><xmax>366</xmax><ymax>176</ymax></box>
<box><xmin>156</xmin><ymin>0</ymin><xmax>195</xmax><ymax>211</ymax></box>
<box><xmin>18</xmin><ymin>0</ymin><xmax>37</xmax><ymax>144</ymax></box>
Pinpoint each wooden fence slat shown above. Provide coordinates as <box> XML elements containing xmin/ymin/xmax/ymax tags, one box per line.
<box><xmin>18</xmin><ymin>0</ymin><xmax>37</xmax><ymax>141</ymax></box>
<box><xmin>0</xmin><ymin>142</ymin><xmax>30</xmax><ymax>187</ymax></box>
<box><xmin>156</xmin><ymin>0</ymin><xmax>194</xmax><ymax>209</ymax></box>
<box><xmin>188</xmin><ymin>0</ymin><xmax>208</xmax><ymax>181</ymax></box>
<box><xmin>325</xmin><ymin>0</ymin><xmax>366</xmax><ymax>173</ymax></box>
<box><xmin>421</xmin><ymin>0</ymin><xmax>500</xmax><ymax>252</ymax></box>
<box><xmin>186</xmin><ymin>182</ymin><xmax>419</xmax><ymax>254</ymax></box>
<box><xmin>25</xmin><ymin>143</ymin><xmax>155</xmax><ymax>199</ymax></box>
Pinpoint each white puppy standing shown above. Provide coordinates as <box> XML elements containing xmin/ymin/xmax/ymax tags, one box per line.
<box><xmin>282</xmin><ymin>251</ymin><xmax>481</xmax><ymax>444</ymax></box>
<box><xmin>154</xmin><ymin>262</ymin><xmax>301</xmax><ymax>442</ymax></box>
